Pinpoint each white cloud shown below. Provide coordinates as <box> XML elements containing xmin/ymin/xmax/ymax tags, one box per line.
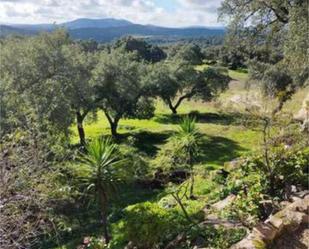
<box><xmin>0</xmin><ymin>0</ymin><xmax>223</xmax><ymax>27</ymax></box>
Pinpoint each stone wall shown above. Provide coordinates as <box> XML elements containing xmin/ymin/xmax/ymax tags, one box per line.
<box><xmin>230</xmin><ymin>192</ymin><xmax>309</xmax><ymax>249</ymax></box>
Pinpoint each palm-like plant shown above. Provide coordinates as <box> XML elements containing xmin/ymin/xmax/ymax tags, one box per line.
<box><xmin>173</xmin><ymin>116</ymin><xmax>200</xmax><ymax>198</ymax></box>
<box><xmin>78</xmin><ymin>137</ymin><xmax>124</xmax><ymax>244</ymax></box>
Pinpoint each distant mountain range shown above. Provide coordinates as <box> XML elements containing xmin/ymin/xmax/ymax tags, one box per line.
<box><xmin>0</xmin><ymin>18</ymin><xmax>225</xmax><ymax>43</ymax></box>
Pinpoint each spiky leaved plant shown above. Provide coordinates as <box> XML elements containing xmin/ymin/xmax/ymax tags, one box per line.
<box><xmin>78</xmin><ymin>137</ymin><xmax>124</xmax><ymax>244</ymax></box>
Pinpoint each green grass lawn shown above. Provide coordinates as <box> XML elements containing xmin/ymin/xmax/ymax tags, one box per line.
<box><xmin>69</xmin><ymin>68</ymin><xmax>261</xmax><ymax>169</ymax></box>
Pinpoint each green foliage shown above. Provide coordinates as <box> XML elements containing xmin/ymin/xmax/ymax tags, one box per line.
<box><xmin>0</xmin><ymin>30</ymin><xmax>73</xmax><ymax>136</ymax></box>
<box><xmin>219</xmin><ymin>145</ymin><xmax>309</xmax><ymax>226</ymax></box>
<box><xmin>152</xmin><ymin>117</ymin><xmax>201</xmax><ymax>173</ymax></box>
<box><xmin>186</xmin><ymin>225</ymin><xmax>246</xmax><ymax>249</ymax></box>
<box><xmin>77</xmin><ymin>137</ymin><xmax>127</xmax><ymax>243</ymax></box>
<box><xmin>221</xmin><ymin>160</ymin><xmax>267</xmax><ymax>226</ymax></box>
<box><xmin>147</xmin><ymin>61</ymin><xmax>231</xmax><ymax>114</ymax></box>
<box><xmin>114</xmin><ymin>36</ymin><xmax>166</xmax><ymax>63</ymax></box>
<box><xmin>219</xmin><ymin>0</ymin><xmax>309</xmax><ymax>109</ymax></box>
<box><xmin>168</xmin><ymin>43</ymin><xmax>204</xmax><ymax>65</ymax></box>
<box><xmin>123</xmin><ymin>202</ymin><xmax>174</xmax><ymax>249</ymax></box>
<box><xmin>261</xmin><ymin>145</ymin><xmax>309</xmax><ymax>190</ymax></box>
<box><xmin>92</xmin><ymin>49</ymin><xmax>155</xmax><ymax>135</ymax></box>
<box><xmin>173</xmin><ymin>116</ymin><xmax>201</xmax><ymax>164</ymax></box>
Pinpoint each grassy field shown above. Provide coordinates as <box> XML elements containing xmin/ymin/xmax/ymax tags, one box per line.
<box><xmin>70</xmin><ymin>68</ymin><xmax>262</xmax><ymax>168</ymax></box>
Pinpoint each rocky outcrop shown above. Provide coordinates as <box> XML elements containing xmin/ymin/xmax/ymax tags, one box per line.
<box><xmin>230</xmin><ymin>194</ymin><xmax>309</xmax><ymax>249</ymax></box>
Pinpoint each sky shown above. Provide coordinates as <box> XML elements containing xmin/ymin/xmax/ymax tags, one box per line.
<box><xmin>0</xmin><ymin>0</ymin><xmax>224</xmax><ymax>27</ymax></box>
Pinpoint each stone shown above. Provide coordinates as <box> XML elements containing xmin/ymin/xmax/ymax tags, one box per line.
<box><xmin>229</xmin><ymin>192</ymin><xmax>309</xmax><ymax>249</ymax></box>
<box><xmin>281</xmin><ymin>211</ymin><xmax>309</xmax><ymax>231</ymax></box>
<box><xmin>230</xmin><ymin>237</ymin><xmax>264</xmax><ymax>249</ymax></box>
<box><xmin>266</xmin><ymin>216</ymin><xmax>284</xmax><ymax>232</ymax></box>
<box><xmin>280</xmin><ymin>201</ymin><xmax>292</xmax><ymax>208</ymax></box>
<box><xmin>252</xmin><ymin>223</ymin><xmax>277</xmax><ymax>242</ymax></box>
<box><xmin>211</xmin><ymin>194</ymin><xmax>236</xmax><ymax>211</ymax></box>
<box><xmin>292</xmin><ymin>190</ymin><xmax>309</xmax><ymax>198</ymax></box>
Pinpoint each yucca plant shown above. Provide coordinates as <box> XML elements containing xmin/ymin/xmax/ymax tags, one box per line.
<box><xmin>173</xmin><ymin>116</ymin><xmax>200</xmax><ymax>198</ymax></box>
<box><xmin>78</xmin><ymin>137</ymin><xmax>125</xmax><ymax>244</ymax></box>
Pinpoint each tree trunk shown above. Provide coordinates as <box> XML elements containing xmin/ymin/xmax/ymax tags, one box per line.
<box><xmin>104</xmin><ymin>111</ymin><xmax>120</xmax><ymax>137</ymax></box>
<box><xmin>189</xmin><ymin>173</ymin><xmax>195</xmax><ymax>199</ymax></box>
<box><xmin>188</xmin><ymin>151</ymin><xmax>195</xmax><ymax>199</ymax></box>
<box><xmin>101</xmin><ymin>209</ymin><xmax>110</xmax><ymax>244</ymax></box>
<box><xmin>98</xmin><ymin>188</ymin><xmax>110</xmax><ymax>244</ymax></box>
<box><xmin>167</xmin><ymin>98</ymin><xmax>178</xmax><ymax>114</ymax></box>
<box><xmin>110</xmin><ymin>120</ymin><xmax>119</xmax><ymax>137</ymax></box>
<box><xmin>167</xmin><ymin>93</ymin><xmax>193</xmax><ymax>115</ymax></box>
<box><xmin>76</xmin><ymin>111</ymin><xmax>86</xmax><ymax>146</ymax></box>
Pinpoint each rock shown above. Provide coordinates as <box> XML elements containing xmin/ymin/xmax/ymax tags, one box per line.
<box><xmin>252</xmin><ymin>223</ymin><xmax>277</xmax><ymax>242</ymax></box>
<box><xmin>292</xmin><ymin>190</ymin><xmax>309</xmax><ymax>199</ymax></box>
<box><xmin>280</xmin><ymin>201</ymin><xmax>292</xmax><ymax>208</ymax></box>
<box><xmin>280</xmin><ymin>211</ymin><xmax>309</xmax><ymax>231</ymax></box>
<box><xmin>224</xmin><ymin>158</ymin><xmax>244</xmax><ymax>171</ymax></box>
<box><xmin>83</xmin><ymin>237</ymin><xmax>91</xmax><ymax>245</ymax></box>
<box><xmin>286</xmin><ymin>195</ymin><xmax>309</xmax><ymax>213</ymax></box>
<box><xmin>229</xmin><ymin>191</ymin><xmax>309</xmax><ymax>249</ymax></box>
<box><xmin>266</xmin><ymin>216</ymin><xmax>284</xmax><ymax>232</ymax></box>
<box><xmin>230</xmin><ymin>235</ymin><xmax>265</xmax><ymax>249</ymax></box>
<box><xmin>211</xmin><ymin>194</ymin><xmax>236</xmax><ymax>211</ymax></box>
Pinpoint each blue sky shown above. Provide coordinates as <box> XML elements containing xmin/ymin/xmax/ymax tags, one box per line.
<box><xmin>0</xmin><ymin>0</ymin><xmax>224</xmax><ymax>27</ymax></box>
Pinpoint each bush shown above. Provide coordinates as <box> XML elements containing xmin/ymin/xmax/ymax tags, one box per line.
<box><xmin>220</xmin><ymin>159</ymin><xmax>268</xmax><ymax>226</ymax></box>
<box><xmin>219</xmin><ymin>145</ymin><xmax>309</xmax><ymax>226</ymax></box>
<box><xmin>123</xmin><ymin>202</ymin><xmax>174</xmax><ymax>249</ymax></box>
<box><xmin>151</xmin><ymin>138</ymin><xmax>188</xmax><ymax>172</ymax></box>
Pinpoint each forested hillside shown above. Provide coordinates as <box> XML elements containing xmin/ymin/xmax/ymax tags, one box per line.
<box><xmin>0</xmin><ymin>1</ymin><xmax>308</xmax><ymax>249</ymax></box>
<box><xmin>0</xmin><ymin>18</ymin><xmax>225</xmax><ymax>43</ymax></box>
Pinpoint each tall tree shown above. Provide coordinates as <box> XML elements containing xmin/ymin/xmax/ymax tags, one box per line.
<box><xmin>0</xmin><ymin>30</ymin><xmax>73</xmax><ymax>137</ymax></box>
<box><xmin>92</xmin><ymin>49</ymin><xmax>155</xmax><ymax>136</ymax></box>
<box><xmin>148</xmin><ymin>62</ymin><xmax>230</xmax><ymax>114</ymax></box>
<box><xmin>62</xmin><ymin>43</ymin><xmax>99</xmax><ymax>145</ymax></box>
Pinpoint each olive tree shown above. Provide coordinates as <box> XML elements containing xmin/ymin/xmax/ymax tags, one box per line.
<box><xmin>147</xmin><ymin>62</ymin><xmax>231</xmax><ymax>114</ymax></box>
<box><xmin>92</xmin><ymin>49</ymin><xmax>155</xmax><ymax>136</ymax></box>
<box><xmin>62</xmin><ymin>44</ymin><xmax>99</xmax><ymax>145</ymax></box>
<box><xmin>0</xmin><ymin>30</ymin><xmax>73</xmax><ymax>137</ymax></box>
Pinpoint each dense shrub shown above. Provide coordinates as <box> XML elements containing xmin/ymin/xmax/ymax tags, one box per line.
<box><xmin>220</xmin><ymin>162</ymin><xmax>268</xmax><ymax>226</ymax></box>
<box><xmin>123</xmin><ymin>202</ymin><xmax>175</xmax><ymax>249</ymax></box>
<box><xmin>219</xmin><ymin>145</ymin><xmax>309</xmax><ymax>226</ymax></box>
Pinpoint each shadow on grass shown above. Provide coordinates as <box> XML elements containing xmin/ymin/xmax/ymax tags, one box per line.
<box><xmin>154</xmin><ymin>111</ymin><xmax>255</xmax><ymax>126</ymax></box>
<box><xmin>114</xmin><ymin>130</ymin><xmax>173</xmax><ymax>157</ymax></box>
<box><xmin>198</xmin><ymin>135</ymin><xmax>247</xmax><ymax>167</ymax></box>
<box><xmin>132</xmin><ymin>130</ymin><xmax>173</xmax><ymax>156</ymax></box>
